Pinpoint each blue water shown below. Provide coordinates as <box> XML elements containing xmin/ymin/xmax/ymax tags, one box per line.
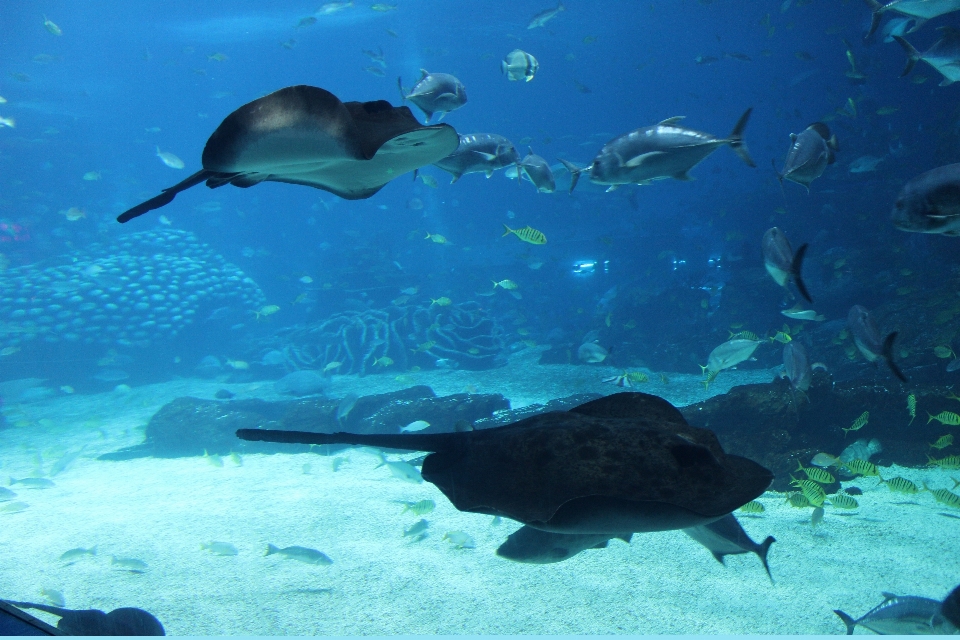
<box><xmin>2</xmin><ymin>0</ymin><xmax>960</xmax><ymax>634</ymax></box>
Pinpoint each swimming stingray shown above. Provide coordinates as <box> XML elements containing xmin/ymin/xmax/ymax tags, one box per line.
<box><xmin>237</xmin><ymin>392</ymin><xmax>773</xmax><ymax>534</ymax></box>
<box><xmin>116</xmin><ymin>85</ymin><xmax>459</xmax><ymax>223</ymax></box>
<box><xmin>2</xmin><ymin>600</ymin><xmax>165</xmax><ymax>636</ymax></box>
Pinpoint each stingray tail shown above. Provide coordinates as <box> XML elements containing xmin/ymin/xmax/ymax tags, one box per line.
<box><xmin>2</xmin><ymin>600</ymin><xmax>70</xmax><ymax>617</ymax></box>
<box><xmin>116</xmin><ymin>170</ymin><xmax>212</xmax><ymax>223</ymax></box>
<box><xmin>237</xmin><ymin>428</ymin><xmax>449</xmax><ymax>452</ymax></box>
<box><xmin>558</xmin><ymin>159</ymin><xmax>582</xmax><ymax>193</ymax></box>
<box><xmin>727</xmin><ymin>108</ymin><xmax>756</xmax><ymax>167</ymax></box>
<box><xmin>863</xmin><ymin>0</ymin><xmax>883</xmax><ymax>39</ymax></box>
<box><xmin>757</xmin><ymin>535</ymin><xmax>776</xmax><ymax>584</ymax></box>
<box><xmin>791</xmin><ymin>243</ymin><xmax>813</xmax><ymax>303</ymax></box>
<box><xmin>892</xmin><ymin>36</ymin><xmax>920</xmax><ymax>78</ymax></box>
<box><xmin>882</xmin><ymin>331</ymin><xmax>908</xmax><ymax>382</ymax></box>
<box><xmin>833</xmin><ymin>610</ymin><xmax>857</xmax><ymax>635</ymax></box>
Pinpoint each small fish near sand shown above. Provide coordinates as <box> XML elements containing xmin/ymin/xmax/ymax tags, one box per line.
<box><xmin>834</xmin><ymin>588</ymin><xmax>960</xmax><ymax>635</ymax></box>
<box><xmin>397</xmin><ymin>499</ymin><xmax>435</xmax><ymax>516</ymax></box>
<box><xmin>683</xmin><ymin>513</ymin><xmax>776</xmax><ymax>583</ymax></box>
<box><xmin>442</xmin><ymin>531</ymin><xmax>476</xmax><ymax>549</ymax></box>
<box><xmin>9</xmin><ymin>477</ymin><xmax>55</xmax><ymax>489</ymax></box>
<box><xmin>375</xmin><ymin>453</ymin><xmax>423</xmax><ymax>483</ymax></box>
<box><xmin>59</xmin><ymin>546</ymin><xmax>97</xmax><ymax>564</ymax></box>
<box><xmin>201</xmin><ymin>541</ymin><xmax>239</xmax><ymax>556</ymax></box>
<box><xmin>110</xmin><ymin>556</ymin><xmax>148</xmax><ymax>572</ymax></box>
<box><xmin>264</xmin><ymin>544</ymin><xmax>332</xmax><ymax>565</ymax></box>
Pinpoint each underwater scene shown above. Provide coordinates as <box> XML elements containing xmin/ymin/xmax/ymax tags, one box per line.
<box><xmin>3</xmin><ymin>0</ymin><xmax>960</xmax><ymax>635</ymax></box>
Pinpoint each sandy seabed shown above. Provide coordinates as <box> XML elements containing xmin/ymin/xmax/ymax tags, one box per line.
<box><xmin>1</xmin><ymin>351</ymin><xmax>959</xmax><ymax>635</ymax></box>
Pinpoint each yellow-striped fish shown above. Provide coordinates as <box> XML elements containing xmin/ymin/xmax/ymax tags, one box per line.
<box><xmin>927</xmin><ymin>410</ymin><xmax>960</xmax><ymax>426</ymax></box>
<box><xmin>928</xmin><ymin>454</ymin><xmax>960</xmax><ymax>470</ymax></box>
<box><xmin>931</xmin><ymin>434</ymin><xmax>954</xmax><ymax>450</ymax></box>
<box><xmin>738</xmin><ymin>500</ymin><xmax>765</xmax><ymax>514</ymax></box>
<box><xmin>785</xmin><ymin>492</ymin><xmax>811</xmax><ymax>508</ymax></box>
<box><xmin>502</xmin><ymin>224</ymin><xmax>546</xmax><ymax>245</ymax></box>
<box><xmin>828</xmin><ymin>493</ymin><xmax>859</xmax><ymax>509</ymax></box>
<box><xmin>399</xmin><ymin>499</ymin><xmax>435</xmax><ymax>516</ymax></box>
<box><xmin>728</xmin><ymin>330</ymin><xmax>760</xmax><ymax>341</ymax></box>
<box><xmin>843</xmin><ymin>411</ymin><xmax>869</xmax><ymax>437</ymax></box>
<box><xmin>796</xmin><ymin>461</ymin><xmax>835</xmax><ymax>485</ymax></box>
<box><xmin>907</xmin><ymin>394</ymin><xmax>916</xmax><ymax>425</ymax></box>
<box><xmin>843</xmin><ymin>458</ymin><xmax>879</xmax><ymax>477</ymax></box>
<box><xmin>924</xmin><ymin>484</ymin><xmax>960</xmax><ymax>508</ymax></box>
<box><xmin>791</xmin><ymin>476</ymin><xmax>826</xmax><ymax>507</ymax></box>
<box><xmin>883</xmin><ymin>476</ymin><xmax>919</xmax><ymax>494</ymax></box>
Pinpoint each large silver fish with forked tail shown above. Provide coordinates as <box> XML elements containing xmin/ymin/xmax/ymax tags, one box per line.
<box><xmin>761</xmin><ymin>227</ymin><xmax>812</xmax><ymax>303</ymax></box>
<box><xmin>894</xmin><ymin>27</ymin><xmax>960</xmax><ymax>86</ymax></box>
<box><xmin>891</xmin><ymin>163</ymin><xmax>960</xmax><ymax>235</ymax></box>
<box><xmin>847</xmin><ymin>305</ymin><xmax>907</xmax><ymax>382</ymax></box>
<box><xmin>559</xmin><ymin>109</ymin><xmax>755</xmax><ymax>193</ymax></box>
<box><xmin>864</xmin><ymin>0</ymin><xmax>960</xmax><ymax>39</ymax></box>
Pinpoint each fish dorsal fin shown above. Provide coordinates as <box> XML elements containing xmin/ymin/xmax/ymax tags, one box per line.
<box><xmin>624</xmin><ymin>150</ymin><xmax>666</xmax><ymax>167</ymax></box>
<box><xmin>569</xmin><ymin>391</ymin><xmax>688</xmax><ymax>425</ymax></box>
<box><xmin>590</xmin><ymin>541</ymin><xmax>610</xmax><ymax>549</ymax></box>
<box><xmin>657</xmin><ymin>116</ymin><xmax>685</xmax><ymax>126</ymax></box>
<box><xmin>789</xmin><ymin>133</ymin><xmax>797</xmax><ymax>142</ymax></box>
<box><xmin>419</xmin><ymin>68</ymin><xmax>430</xmax><ymax>78</ymax></box>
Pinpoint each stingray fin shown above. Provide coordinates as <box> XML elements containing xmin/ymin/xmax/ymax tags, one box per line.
<box><xmin>624</xmin><ymin>151</ymin><xmax>666</xmax><ymax>168</ymax></box>
<box><xmin>116</xmin><ymin>170</ymin><xmax>213</xmax><ymax>223</ymax></box>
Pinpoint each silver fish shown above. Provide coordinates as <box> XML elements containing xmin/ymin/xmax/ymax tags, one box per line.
<box><xmin>434</xmin><ymin>133</ymin><xmax>519</xmax><ymax>182</ymax></box>
<box><xmin>776</xmin><ymin>122</ymin><xmax>838</xmax><ymax>190</ymax></box>
<box><xmin>783</xmin><ymin>342</ymin><xmax>812</xmax><ymax>392</ymax></box>
<box><xmin>891</xmin><ymin>163</ymin><xmax>960</xmax><ymax>236</ymax></box>
<box><xmin>834</xmin><ymin>591</ymin><xmax>956</xmax><ymax>635</ymax></box>
<box><xmin>560</xmin><ymin>109</ymin><xmax>754</xmax><ymax>193</ymax></box>
<box><xmin>496</xmin><ymin>526</ymin><xmax>632</xmax><ymax>564</ymax></box>
<box><xmin>527</xmin><ymin>1</ymin><xmax>565</xmax><ymax>28</ymax></box>
<box><xmin>847</xmin><ymin>305</ymin><xmax>906</xmax><ymax>382</ymax></box>
<box><xmin>501</xmin><ymin>49</ymin><xmax>539</xmax><ymax>82</ymax></box>
<box><xmin>398</xmin><ymin>69</ymin><xmax>467</xmax><ymax>122</ymax></box>
<box><xmin>762</xmin><ymin>227</ymin><xmax>812</xmax><ymax>303</ymax></box>
<box><xmin>516</xmin><ymin>148</ymin><xmax>555</xmax><ymax>193</ymax></box>
<box><xmin>865</xmin><ymin>0</ymin><xmax>960</xmax><ymax>38</ymax></box>
<box><xmin>264</xmin><ymin>544</ymin><xmax>332</xmax><ymax>565</ymax></box>
<box><xmin>683</xmin><ymin>513</ymin><xmax>775</xmax><ymax>583</ymax></box>
<box><xmin>895</xmin><ymin>27</ymin><xmax>960</xmax><ymax>86</ymax></box>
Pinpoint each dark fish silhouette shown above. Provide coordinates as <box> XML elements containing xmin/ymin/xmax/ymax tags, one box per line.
<box><xmin>683</xmin><ymin>513</ymin><xmax>775</xmax><ymax>583</ymax></box>
<box><xmin>891</xmin><ymin>163</ymin><xmax>960</xmax><ymax>236</ymax></box>
<box><xmin>847</xmin><ymin>305</ymin><xmax>907</xmax><ymax>382</ymax></box>
<box><xmin>2</xmin><ymin>600</ymin><xmax>165</xmax><ymax>636</ymax></box>
<box><xmin>433</xmin><ymin>133</ymin><xmax>520</xmax><ymax>183</ymax></box>
<box><xmin>237</xmin><ymin>392</ymin><xmax>773</xmax><ymax>534</ymax></box>
<box><xmin>116</xmin><ymin>85</ymin><xmax>459</xmax><ymax>223</ymax></box>
<box><xmin>761</xmin><ymin>227</ymin><xmax>812</xmax><ymax>303</ymax></box>
<box><xmin>834</xmin><ymin>589</ymin><xmax>959</xmax><ymax>635</ymax></box>
<box><xmin>559</xmin><ymin>109</ymin><xmax>754</xmax><ymax>193</ymax></box>
<box><xmin>943</xmin><ymin>583</ymin><xmax>960</xmax><ymax>629</ymax></box>
<box><xmin>776</xmin><ymin>122</ymin><xmax>838</xmax><ymax>190</ymax></box>
<box><xmin>496</xmin><ymin>526</ymin><xmax>632</xmax><ymax>564</ymax></box>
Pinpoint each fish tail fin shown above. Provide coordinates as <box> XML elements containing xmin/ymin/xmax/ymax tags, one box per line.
<box><xmin>396</xmin><ymin>76</ymin><xmax>406</xmax><ymax>101</ymax></box>
<box><xmin>882</xmin><ymin>331</ymin><xmax>908</xmax><ymax>382</ymax></box>
<box><xmin>791</xmin><ymin>242</ymin><xmax>813</xmax><ymax>303</ymax></box>
<box><xmin>502</xmin><ymin>223</ymin><xmax>514</xmax><ymax>237</ymax></box>
<box><xmin>833</xmin><ymin>609</ymin><xmax>857</xmax><ymax>635</ymax></box>
<box><xmin>727</xmin><ymin>108</ymin><xmax>756</xmax><ymax>167</ymax></box>
<box><xmin>558</xmin><ymin>159</ymin><xmax>582</xmax><ymax>193</ymax></box>
<box><xmin>116</xmin><ymin>169</ymin><xmax>212</xmax><ymax>223</ymax></box>
<box><xmin>864</xmin><ymin>0</ymin><xmax>883</xmax><ymax>38</ymax></box>
<box><xmin>265</xmin><ymin>543</ymin><xmax>279</xmax><ymax>556</ymax></box>
<box><xmin>892</xmin><ymin>36</ymin><xmax>920</xmax><ymax>77</ymax></box>
<box><xmin>758</xmin><ymin>535</ymin><xmax>776</xmax><ymax>584</ymax></box>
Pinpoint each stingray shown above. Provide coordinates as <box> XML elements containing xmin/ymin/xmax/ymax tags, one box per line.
<box><xmin>237</xmin><ymin>392</ymin><xmax>773</xmax><ymax>534</ymax></box>
<box><xmin>2</xmin><ymin>600</ymin><xmax>165</xmax><ymax>635</ymax></box>
<box><xmin>117</xmin><ymin>85</ymin><xmax>459</xmax><ymax>223</ymax></box>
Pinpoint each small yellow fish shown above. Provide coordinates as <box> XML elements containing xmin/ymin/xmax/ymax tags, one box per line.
<box><xmin>884</xmin><ymin>476</ymin><xmax>919</xmax><ymax>494</ymax></box>
<box><xmin>502</xmin><ymin>224</ymin><xmax>546</xmax><ymax>245</ymax></box>
<box><xmin>208</xmin><ymin>52</ymin><xmax>229</xmax><ymax>62</ymax></box>
<box><xmin>928</xmin><ymin>454</ymin><xmax>960</xmax><ymax>470</ymax></box>
<box><xmin>492</xmin><ymin>279</ymin><xmax>518</xmax><ymax>290</ymax></box>
<box><xmin>203</xmin><ymin>449</ymin><xmax>223</xmax><ymax>467</ymax></box>
<box><xmin>907</xmin><ymin>394</ymin><xmax>917</xmax><ymax>425</ymax></box>
<box><xmin>790</xmin><ymin>476</ymin><xmax>825</xmax><ymax>507</ymax></box>
<box><xmin>843</xmin><ymin>411</ymin><xmax>869</xmax><ymax>436</ymax></box>
<box><xmin>291</xmin><ymin>292</ymin><xmax>309</xmax><ymax>305</ymax></box>
<box><xmin>843</xmin><ymin>458</ymin><xmax>879</xmax><ymax>477</ymax></box>
<box><xmin>43</xmin><ymin>15</ymin><xmax>63</xmax><ymax>36</ymax></box>
<box><xmin>769</xmin><ymin>331</ymin><xmax>792</xmax><ymax>344</ymax></box>
<box><xmin>430</xmin><ymin>297</ymin><xmax>452</xmax><ymax>307</ymax></box>
<box><xmin>425</xmin><ymin>232</ymin><xmax>450</xmax><ymax>244</ymax></box>
<box><xmin>785</xmin><ymin>492</ymin><xmax>811</xmax><ymax>508</ymax></box>
<box><xmin>399</xmin><ymin>499</ymin><xmax>435</xmax><ymax>515</ymax></box>
<box><xmin>796</xmin><ymin>461</ymin><xmax>835</xmax><ymax>485</ymax></box>
<box><xmin>229</xmin><ymin>452</ymin><xmax>243</xmax><ymax>466</ymax></box>
<box><xmin>226</xmin><ymin>359</ymin><xmax>248</xmax><ymax>370</ymax></box>
<box><xmin>738</xmin><ymin>500</ymin><xmax>764</xmax><ymax>514</ymax></box>
<box><xmin>82</xmin><ymin>171</ymin><xmax>101</xmax><ymax>181</ymax></box>
<box><xmin>323</xmin><ymin>361</ymin><xmax>342</xmax><ymax>373</ymax></box>
<box><xmin>729</xmin><ymin>330</ymin><xmax>760</xmax><ymax>341</ymax></box>
<box><xmin>828</xmin><ymin>493</ymin><xmax>859</xmax><ymax>509</ymax></box>
<box><xmin>418</xmin><ymin>173</ymin><xmax>438</xmax><ymax>188</ymax></box>
<box><xmin>924</xmin><ymin>483</ymin><xmax>960</xmax><ymax>508</ymax></box>
<box><xmin>931</xmin><ymin>434</ymin><xmax>954</xmax><ymax>450</ymax></box>
<box><xmin>928</xmin><ymin>410</ymin><xmax>960</xmax><ymax>426</ymax></box>
<box><xmin>255</xmin><ymin>305</ymin><xmax>280</xmax><ymax>319</ymax></box>
<box><xmin>373</xmin><ymin>356</ymin><xmax>394</xmax><ymax>367</ymax></box>
<box><xmin>876</xmin><ymin>106</ymin><xmax>899</xmax><ymax>115</ymax></box>
<box><xmin>700</xmin><ymin>368</ymin><xmax>719</xmax><ymax>391</ymax></box>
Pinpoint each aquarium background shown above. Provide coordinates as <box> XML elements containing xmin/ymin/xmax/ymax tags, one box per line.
<box><xmin>1</xmin><ymin>0</ymin><xmax>960</xmax><ymax>635</ymax></box>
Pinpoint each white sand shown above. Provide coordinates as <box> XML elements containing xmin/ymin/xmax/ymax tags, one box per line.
<box><xmin>1</xmin><ymin>354</ymin><xmax>959</xmax><ymax>635</ymax></box>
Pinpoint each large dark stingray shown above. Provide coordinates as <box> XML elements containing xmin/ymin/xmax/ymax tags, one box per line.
<box><xmin>237</xmin><ymin>392</ymin><xmax>773</xmax><ymax>534</ymax></box>
<box><xmin>117</xmin><ymin>85</ymin><xmax>459</xmax><ymax>223</ymax></box>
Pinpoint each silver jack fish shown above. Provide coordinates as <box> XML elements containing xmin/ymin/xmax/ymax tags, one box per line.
<box><xmin>761</xmin><ymin>227</ymin><xmax>812</xmax><ymax>303</ymax></box>
<box><xmin>516</xmin><ymin>148</ymin><xmax>555</xmax><ymax>193</ymax></box>
<box><xmin>894</xmin><ymin>27</ymin><xmax>960</xmax><ymax>86</ymax></box>
<box><xmin>864</xmin><ymin>0</ymin><xmax>960</xmax><ymax>39</ymax></box>
<box><xmin>891</xmin><ymin>163</ymin><xmax>960</xmax><ymax>235</ymax></box>
<box><xmin>560</xmin><ymin>109</ymin><xmax>755</xmax><ymax>193</ymax></box>
<box><xmin>434</xmin><ymin>133</ymin><xmax>519</xmax><ymax>182</ymax></box>
<box><xmin>847</xmin><ymin>305</ymin><xmax>907</xmax><ymax>382</ymax></box>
